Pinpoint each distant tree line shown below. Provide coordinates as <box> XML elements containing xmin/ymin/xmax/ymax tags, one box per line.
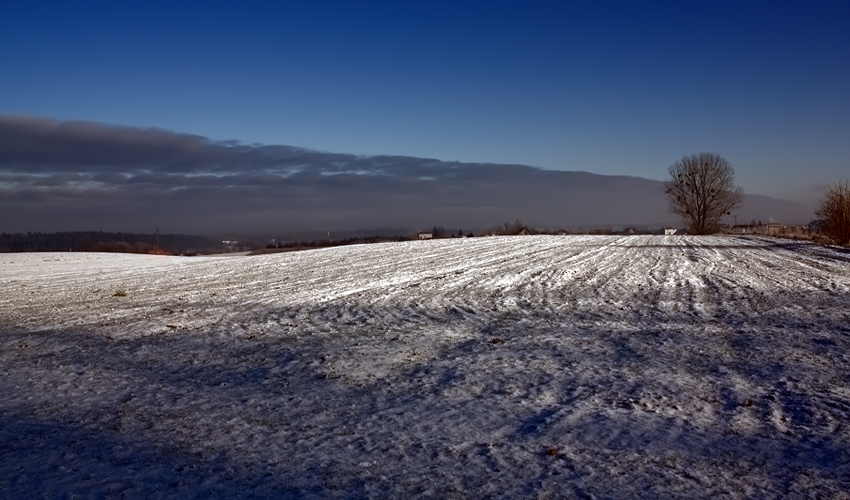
<box><xmin>0</xmin><ymin>231</ymin><xmax>220</xmax><ymax>255</ymax></box>
<box><xmin>254</xmin><ymin>234</ymin><xmax>410</xmax><ymax>254</ymax></box>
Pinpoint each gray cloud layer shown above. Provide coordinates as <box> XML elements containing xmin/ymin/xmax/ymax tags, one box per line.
<box><xmin>1</xmin><ymin>115</ymin><xmax>810</xmax><ymax>234</ymax></box>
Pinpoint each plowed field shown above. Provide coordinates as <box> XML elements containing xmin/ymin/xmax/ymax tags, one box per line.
<box><xmin>2</xmin><ymin>235</ymin><xmax>849</xmax><ymax>498</ymax></box>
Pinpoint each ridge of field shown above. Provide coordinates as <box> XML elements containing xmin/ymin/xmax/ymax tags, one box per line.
<box><xmin>1</xmin><ymin>235</ymin><xmax>849</xmax><ymax>498</ymax></box>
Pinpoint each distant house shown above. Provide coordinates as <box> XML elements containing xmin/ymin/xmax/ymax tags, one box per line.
<box><xmin>417</xmin><ymin>232</ymin><xmax>433</xmax><ymax>240</ymax></box>
<box><xmin>516</xmin><ymin>227</ymin><xmax>533</xmax><ymax>236</ymax></box>
<box><xmin>664</xmin><ymin>228</ymin><xmax>677</xmax><ymax>235</ymax></box>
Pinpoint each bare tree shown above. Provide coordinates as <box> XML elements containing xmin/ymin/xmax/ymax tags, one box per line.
<box><xmin>815</xmin><ymin>180</ymin><xmax>850</xmax><ymax>245</ymax></box>
<box><xmin>665</xmin><ymin>152</ymin><xmax>744</xmax><ymax>234</ymax></box>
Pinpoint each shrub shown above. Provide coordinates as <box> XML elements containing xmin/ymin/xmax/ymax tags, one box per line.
<box><xmin>815</xmin><ymin>180</ymin><xmax>850</xmax><ymax>245</ymax></box>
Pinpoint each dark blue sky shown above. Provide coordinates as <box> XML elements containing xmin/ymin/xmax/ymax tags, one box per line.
<box><xmin>1</xmin><ymin>0</ymin><xmax>848</xmax><ymax>206</ymax></box>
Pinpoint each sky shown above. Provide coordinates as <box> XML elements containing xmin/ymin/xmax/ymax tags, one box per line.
<box><xmin>1</xmin><ymin>1</ymin><xmax>848</xmax><ymax>233</ymax></box>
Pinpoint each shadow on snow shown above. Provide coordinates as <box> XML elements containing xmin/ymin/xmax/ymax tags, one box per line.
<box><xmin>1</xmin><ymin>287</ymin><xmax>850</xmax><ymax>498</ymax></box>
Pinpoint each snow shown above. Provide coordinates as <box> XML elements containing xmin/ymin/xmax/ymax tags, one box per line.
<box><xmin>1</xmin><ymin>235</ymin><xmax>849</xmax><ymax>498</ymax></box>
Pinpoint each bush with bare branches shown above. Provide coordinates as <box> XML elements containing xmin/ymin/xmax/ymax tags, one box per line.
<box><xmin>665</xmin><ymin>152</ymin><xmax>744</xmax><ymax>235</ymax></box>
<box><xmin>815</xmin><ymin>180</ymin><xmax>850</xmax><ymax>245</ymax></box>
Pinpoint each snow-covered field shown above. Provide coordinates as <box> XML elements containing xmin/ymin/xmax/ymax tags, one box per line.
<box><xmin>2</xmin><ymin>235</ymin><xmax>849</xmax><ymax>498</ymax></box>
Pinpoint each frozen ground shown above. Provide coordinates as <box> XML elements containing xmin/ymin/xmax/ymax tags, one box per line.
<box><xmin>1</xmin><ymin>235</ymin><xmax>849</xmax><ymax>499</ymax></box>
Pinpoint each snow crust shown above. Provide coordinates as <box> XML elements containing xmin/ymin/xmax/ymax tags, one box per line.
<box><xmin>1</xmin><ymin>235</ymin><xmax>849</xmax><ymax>498</ymax></box>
